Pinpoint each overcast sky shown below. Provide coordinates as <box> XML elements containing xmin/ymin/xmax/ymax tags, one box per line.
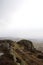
<box><xmin>0</xmin><ymin>0</ymin><xmax>43</xmax><ymax>39</ymax></box>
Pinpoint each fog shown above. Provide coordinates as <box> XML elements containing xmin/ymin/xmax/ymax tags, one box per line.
<box><xmin>0</xmin><ymin>0</ymin><xmax>43</xmax><ymax>39</ymax></box>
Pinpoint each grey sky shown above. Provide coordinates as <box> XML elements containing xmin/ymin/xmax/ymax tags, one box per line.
<box><xmin>0</xmin><ymin>0</ymin><xmax>43</xmax><ymax>39</ymax></box>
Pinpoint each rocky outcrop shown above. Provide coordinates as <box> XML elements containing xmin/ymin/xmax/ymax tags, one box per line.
<box><xmin>17</xmin><ymin>39</ymin><xmax>35</xmax><ymax>52</ymax></box>
<box><xmin>0</xmin><ymin>39</ymin><xmax>43</xmax><ymax>65</ymax></box>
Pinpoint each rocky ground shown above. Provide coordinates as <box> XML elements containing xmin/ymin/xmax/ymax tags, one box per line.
<box><xmin>0</xmin><ymin>39</ymin><xmax>43</xmax><ymax>65</ymax></box>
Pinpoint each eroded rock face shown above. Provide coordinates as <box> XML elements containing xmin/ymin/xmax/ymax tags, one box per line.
<box><xmin>17</xmin><ymin>39</ymin><xmax>35</xmax><ymax>52</ymax></box>
<box><xmin>0</xmin><ymin>40</ymin><xmax>13</xmax><ymax>52</ymax></box>
<box><xmin>0</xmin><ymin>39</ymin><xmax>43</xmax><ymax>65</ymax></box>
<box><xmin>0</xmin><ymin>40</ymin><xmax>17</xmax><ymax>65</ymax></box>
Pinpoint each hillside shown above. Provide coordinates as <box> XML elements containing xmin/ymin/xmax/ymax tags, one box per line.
<box><xmin>0</xmin><ymin>39</ymin><xmax>43</xmax><ymax>65</ymax></box>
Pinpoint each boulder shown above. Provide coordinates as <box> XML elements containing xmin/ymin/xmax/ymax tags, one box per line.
<box><xmin>17</xmin><ymin>39</ymin><xmax>35</xmax><ymax>52</ymax></box>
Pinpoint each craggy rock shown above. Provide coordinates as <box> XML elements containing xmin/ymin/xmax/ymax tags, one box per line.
<box><xmin>0</xmin><ymin>39</ymin><xmax>43</xmax><ymax>65</ymax></box>
<box><xmin>17</xmin><ymin>39</ymin><xmax>35</xmax><ymax>52</ymax></box>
